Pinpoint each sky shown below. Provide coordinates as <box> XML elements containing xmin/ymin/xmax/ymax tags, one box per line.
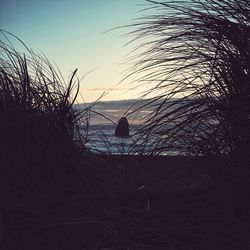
<box><xmin>0</xmin><ymin>0</ymin><xmax>149</xmax><ymax>103</ymax></box>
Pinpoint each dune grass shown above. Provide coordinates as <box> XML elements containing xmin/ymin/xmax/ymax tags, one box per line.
<box><xmin>122</xmin><ymin>0</ymin><xmax>250</xmax><ymax>248</ymax></box>
<box><xmin>125</xmin><ymin>0</ymin><xmax>250</xmax><ymax>160</ymax></box>
<box><xmin>0</xmin><ymin>31</ymin><xmax>158</xmax><ymax>250</ymax></box>
<box><xmin>0</xmin><ymin>30</ymin><xmax>90</xmax><ymax>190</ymax></box>
<box><xmin>1</xmin><ymin>1</ymin><xmax>250</xmax><ymax>247</ymax></box>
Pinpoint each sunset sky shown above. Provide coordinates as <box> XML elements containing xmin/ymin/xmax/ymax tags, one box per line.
<box><xmin>0</xmin><ymin>0</ymin><xmax>150</xmax><ymax>103</ymax></box>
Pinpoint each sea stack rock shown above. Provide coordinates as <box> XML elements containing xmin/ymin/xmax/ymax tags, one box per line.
<box><xmin>115</xmin><ymin>117</ymin><xmax>129</xmax><ymax>137</ymax></box>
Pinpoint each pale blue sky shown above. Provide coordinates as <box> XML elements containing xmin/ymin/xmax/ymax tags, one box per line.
<box><xmin>0</xmin><ymin>0</ymin><xmax>148</xmax><ymax>102</ymax></box>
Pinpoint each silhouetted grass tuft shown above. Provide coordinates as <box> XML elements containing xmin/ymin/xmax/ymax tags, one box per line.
<box><xmin>0</xmin><ymin>30</ymin><xmax>88</xmax><ymax>190</ymax></box>
<box><xmin>126</xmin><ymin>0</ymin><xmax>250</xmax><ymax>159</ymax></box>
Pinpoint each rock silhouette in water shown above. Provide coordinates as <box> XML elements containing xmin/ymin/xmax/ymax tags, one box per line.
<box><xmin>115</xmin><ymin>117</ymin><xmax>129</xmax><ymax>137</ymax></box>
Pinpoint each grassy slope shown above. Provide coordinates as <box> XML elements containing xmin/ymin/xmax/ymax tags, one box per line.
<box><xmin>1</xmin><ymin>24</ymin><xmax>250</xmax><ymax>250</ymax></box>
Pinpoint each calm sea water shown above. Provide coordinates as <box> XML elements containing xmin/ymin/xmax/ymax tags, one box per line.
<box><xmin>77</xmin><ymin>99</ymin><xmax>216</xmax><ymax>155</ymax></box>
<box><xmin>85</xmin><ymin>124</ymin><xmax>150</xmax><ymax>155</ymax></box>
<box><xmin>76</xmin><ymin>100</ymin><xmax>152</xmax><ymax>154</ymax></box>
<box><xmin>77</xmin><ymin>100</ymin><xmax>179</xmax><ymax>155</ymax></box>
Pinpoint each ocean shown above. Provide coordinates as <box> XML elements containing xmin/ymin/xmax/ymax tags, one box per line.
<box><xmin>85</xmin><ymin>124</ymin><xmax>149</xmax><ymax>155</ymax></box>
<box><xmin>77</xmin><ymin>99</ymin><xmax>156</xmax><ymax>154</ymax></box>
<box><xmin>77</xmin><ymin>99</ymin><xmax>180</xmax><ymax>155</ymax></box>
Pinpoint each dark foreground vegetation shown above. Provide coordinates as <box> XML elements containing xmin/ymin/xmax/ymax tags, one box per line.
<box><xmin>1</xmin><ymin>0</ymin><xmax>250</xmax><ymax>249</ymax></box>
